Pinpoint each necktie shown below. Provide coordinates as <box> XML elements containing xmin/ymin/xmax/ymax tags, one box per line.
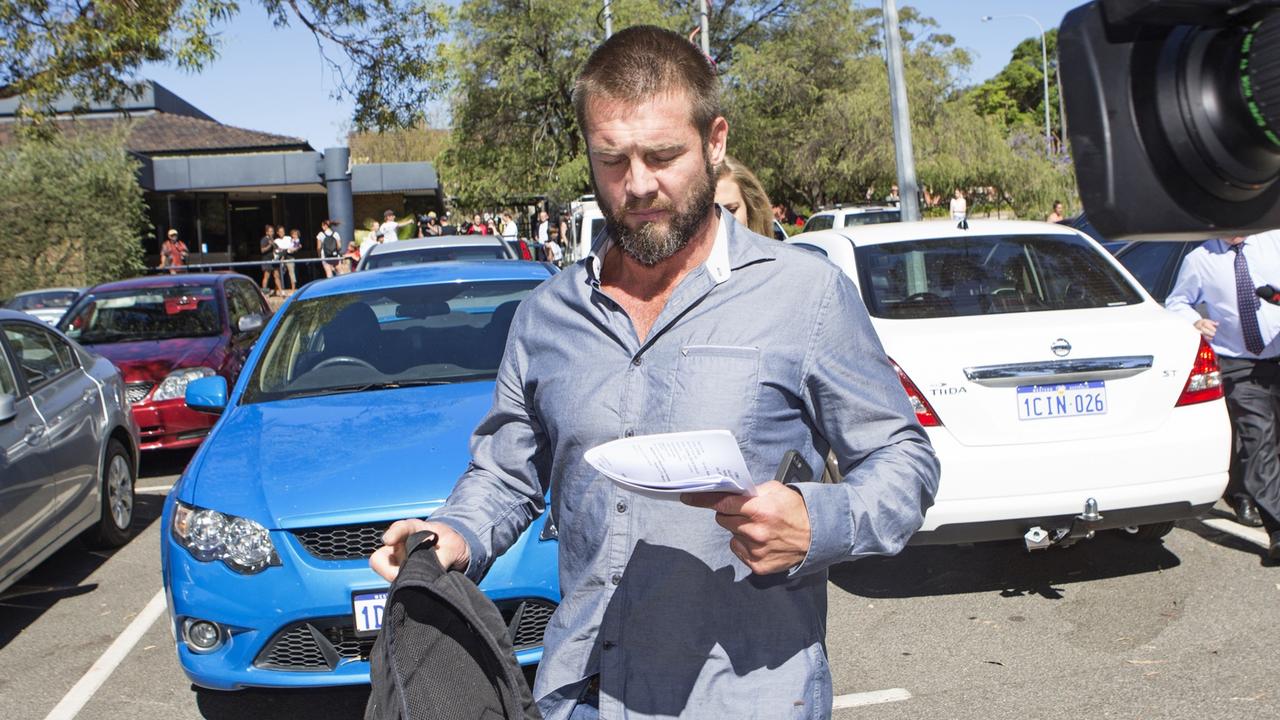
<box><xmin>1233</xmin><ymin>244</ymin><xmax>1267</xmax><ymax>355</ymax></box>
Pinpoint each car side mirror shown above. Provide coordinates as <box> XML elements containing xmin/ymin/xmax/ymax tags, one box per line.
<box><xmin>185</xmin><ymin>376</ymin><xmax>228</xmax><ymax>415</ymax></box>
<box><xmin>237</xmin><ymin>314</ymin><xmax>265</xmax><ymax>335</ymax></box>
<box><xmin>0</xmin><ymin>393</ymin><xmax>15</xmax><ymax>424</ymax></box>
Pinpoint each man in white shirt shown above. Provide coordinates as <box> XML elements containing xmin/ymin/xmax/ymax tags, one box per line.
<box><xmin>1166</xmin><ymin>229</ymin><xmax>1280</xmax><ymax>560</ymax></box>
<box><xmin>536</xmin><ymin>210</ymin><xmax>550</xmax><ymax>244</ymax></box>
<box><xmin>502</xmin><ymin>212</ymin><xmax>519</xmax><ymax>239</ymax></box>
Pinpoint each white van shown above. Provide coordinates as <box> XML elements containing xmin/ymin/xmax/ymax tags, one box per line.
<box><xmin>572</xmin><ymin>199</ymin><xmax>605</xmax><ymax>262</ymax></box>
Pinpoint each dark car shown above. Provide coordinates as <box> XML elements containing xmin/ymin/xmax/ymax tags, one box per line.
<box><xmin>1068</xmin><ymin>214</ymin><xmax>1200</xmax><ymax>303</ymax></box>
<box><xmin>0</xmin><ymin>309</ymin><xmax>140</xmax><ymax>594</ymax></box>
<box><xmin>57</xmin><ymin>274</ymin><xmax>270</xmax><ymax>450</ymax></box>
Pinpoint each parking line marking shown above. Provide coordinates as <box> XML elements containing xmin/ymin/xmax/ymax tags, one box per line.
<box><xmin>135</xmin><ymin>484</ymin><xmax>174</xmax><ymax>494</ymax></box>
<box><xmin>1200</xmin><ymin>518</ymin><xmax>1270</xmax><ymax>549</ymax></box>
<box><xmin>832</xmin><ymin>688</ymin><xmax>912</xmax><ymax>709</ymax></box>
<box><xmin>43</xmin><ymin>589</ymin><xmax>166</xmax><ymax>720</ymax></box>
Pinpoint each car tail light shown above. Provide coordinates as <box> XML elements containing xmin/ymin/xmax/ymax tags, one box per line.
<box><xmin>890</xmin><ymin>358</ymin><xmax>942</xmax><ymax>427</ymax></box>
<box><xmin>1175</xmin><ymin>338</ymin><xmax>1223</xmax><ymax>406</ymax></box>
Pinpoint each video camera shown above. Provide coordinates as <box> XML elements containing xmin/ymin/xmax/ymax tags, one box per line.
<box><xmin>1060</xmin><ymin>0</ymin><xmax>1279</xmax><ymax>240</ymax></box>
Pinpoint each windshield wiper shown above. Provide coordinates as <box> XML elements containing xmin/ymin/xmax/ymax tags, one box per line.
<box><xmin>281</xmin><ymin>379</ymin><xmax>451</xmax><ymax>400</ymax></box>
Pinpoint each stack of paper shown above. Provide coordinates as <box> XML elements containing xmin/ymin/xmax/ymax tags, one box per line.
<box><xmin>584</xmin><ymin>429</ymin><xmax>756</xmax><ymax>496</ymax></box>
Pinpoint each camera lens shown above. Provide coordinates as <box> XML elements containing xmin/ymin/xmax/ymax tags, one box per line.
<box><xmin>1138</xmin><ymin>14</ymin><xmax>1280</xmax><ymax>203</ymax></box>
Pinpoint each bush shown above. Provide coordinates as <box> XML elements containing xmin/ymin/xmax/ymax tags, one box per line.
<box><xmin>0</xmin><ymin>125</ymin><xmax>148</xmax><ymax>300</ymax></box>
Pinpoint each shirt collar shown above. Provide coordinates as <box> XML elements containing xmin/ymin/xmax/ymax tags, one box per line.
<box><xmin>586</xmin><ymin>206</ymin><xmax>773</xmax><ymax>286</ymax></box>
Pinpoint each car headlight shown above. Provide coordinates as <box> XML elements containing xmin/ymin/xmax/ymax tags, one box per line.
<box><xmin>172</xmin><ymin>501</ymin><xmax>280</xmax><ymax>573</ymax></box>
<box><xmin>151</xmin><ymin>366</ymin><xmax>216</xmax><ymax>402</ymax></box>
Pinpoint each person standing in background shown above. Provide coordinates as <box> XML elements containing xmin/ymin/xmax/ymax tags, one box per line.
<box><xmin>950</xmin><ymin>189</ymin><xmax>968</xmax><ymax>221</ymax></box>
<box><xmin>1165</xmin><ymin>230</ymin><xmax>1280</xmax><ymax>560</ymax></box>
<box><xmin>1047</xmin><ymin>201</ymin><xmax>1066</xmax><ymax>223</ymax></box>
<box><xmin>714</xmin><ymin>156</ymin><xmax>774</xmax><ymax>238</ymax></box>
<box><xmin>259</xmin><ymin>225</ymin><xmax>282</xmax><ymax>295</ymax></box>
<box><xmin>159</xmin><ymin>229</ymin><xmax>188</xmax><ymax>274</ymax></box>
<box><xmin>317</xmin><ymin>219</ymin><xmax>341</xmax><ymax>279</ymax></box>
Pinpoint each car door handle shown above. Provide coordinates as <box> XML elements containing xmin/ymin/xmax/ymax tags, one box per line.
<box><xmin>24</xmin><ymin>424</ymin><xmax>45</xmax><ymax>444</ymax></box>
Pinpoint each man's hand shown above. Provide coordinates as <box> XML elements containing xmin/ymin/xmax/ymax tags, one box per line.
<box><xmin>369</xmin><ymin>519</ymin><xmax>471</xmax><ymax>582</ymax></box>
<box><xmin>681</xmin><ymin>480</ymin><xmax>811</xmax><ymax>575</ymax></box>
<box><xmin>1194</xmin><ymin>318</ymin><xmax>1218</xmax><ymax>340</ymax></box>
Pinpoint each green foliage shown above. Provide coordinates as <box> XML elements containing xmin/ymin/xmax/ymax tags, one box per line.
<box><xmin>348</xmin><ymin>123</ymin><xmax>450</xmax><ymax>164</ymax></box>
<box><xmin>0</xmin><ymin>126</ymin><xmax>149</xmax><ymax>299</ymax></box>
<box><xmin>967</xmin><ymin>29</ymin><xmax>1062</xmax><ymax>142</ymax></box>
<box><xmin>437</xmin><ymin>0</ymin><xmax>796</xmax><ymax>207</ymax></box>
<box><xmin>0</xmin><ymin>1</ymin><xmax>449</xmax><ymax>131</ymax></box>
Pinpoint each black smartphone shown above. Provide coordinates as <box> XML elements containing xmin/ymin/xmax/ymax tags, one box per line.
<box><xmin>772</xmin><ymin>450</ymin><xmax>813</xmax><ymax>485</ymax></box>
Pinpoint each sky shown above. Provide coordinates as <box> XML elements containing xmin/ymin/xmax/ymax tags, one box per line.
<box><xmin>144</xmin><ymin>1</ymin><xmax>1087</xmax><ymax>151</ymax></box>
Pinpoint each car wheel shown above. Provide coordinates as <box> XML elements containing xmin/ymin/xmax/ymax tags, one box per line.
<box><xmin>1118</xmin><ymin>521</ymin><xmax>1174</xmax><ymax>541</ymax></box>
<box><xmin>91</xmin><ymin>439</ymin><xmax>135</xmax><ymax>547</ymax></box>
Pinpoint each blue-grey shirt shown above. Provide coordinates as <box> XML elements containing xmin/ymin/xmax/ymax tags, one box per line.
<box><xmin>1166</xmin><ymin>231</ymin><xmax>1280</xmax><ymax>359</ymax></box>
<box><xmin>430</xmin><ymin>212</ymin><xmax>940</xmax><ymax>719</ymax></box>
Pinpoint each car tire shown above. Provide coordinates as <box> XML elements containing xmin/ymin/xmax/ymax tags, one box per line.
<box><xmin>90</xmin><ymin>439</ymin><xmax>135</xmax><ymax>548</ymax></box>
<box><xmin>1118</xmin><ymin>521</ymin><xmax>1175</xmax><ymax>542</ymax></box>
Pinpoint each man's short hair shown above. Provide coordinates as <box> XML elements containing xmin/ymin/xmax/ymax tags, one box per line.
<box><xmin>384</xmin><ymin>209</ymin><xmax>395</xmax><ymax>218</ymax></box>
<box><xmin>573</xmin><ymin>25</ymin><xmax>721</xmax><ymax>141</ymax></box>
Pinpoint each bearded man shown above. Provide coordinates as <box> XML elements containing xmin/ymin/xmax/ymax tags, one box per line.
<box><xmin>373</xmin><ymin>25</ymin><xmax>939</xmax><ymax>720</ymax></box>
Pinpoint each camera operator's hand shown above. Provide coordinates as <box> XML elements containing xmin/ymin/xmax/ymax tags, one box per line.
<box><xmin>1194</xmin><ymin>318</ymin><xmax>1219</xmax><ymax>341</ymax></box>
<box><xmin>681</xmin><ymin>481</ymin><xmax>811</xmax><ymax>575</ymax></box>
<box><xmin>370</xmin><ymin>519</ymin><xmax>471</xmax><ymax>582</ymax></box>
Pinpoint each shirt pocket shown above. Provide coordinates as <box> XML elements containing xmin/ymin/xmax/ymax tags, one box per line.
<box><xmin>667</xmin><ymin>345</ymin><xmax>760</xmax><ymax>437</ymax></box>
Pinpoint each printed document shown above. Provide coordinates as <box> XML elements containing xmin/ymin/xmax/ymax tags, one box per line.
<box><xmin>584</xmin><ymin>430</ymin><xmax>756</xmax><ymax>496</ymax></box>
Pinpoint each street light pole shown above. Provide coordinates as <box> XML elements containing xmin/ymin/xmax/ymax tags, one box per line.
<box><xmin>982</xmin><ymin>14</ymin><xmax>1052</xmax><ymax>157</ymax></box>
<box><xmin>699</xmin><ymin>0</ymin><xmax>710</xmax><ymax>56</ymax></box>
<box><xmin>883</xmin><ymin>0</ymin><xmax>921</xmax><ymax>222</ymax></box>
<box><xmin>604</xmin><ymin>0</ymin><xmax>613</xmax><ymax>38</ymax></box>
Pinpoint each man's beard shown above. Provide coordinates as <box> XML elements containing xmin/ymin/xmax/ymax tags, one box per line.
<box><xmin>597</xmin><ymin>159</ymin><xmax>716</xmax><ymax>267</ymax></box>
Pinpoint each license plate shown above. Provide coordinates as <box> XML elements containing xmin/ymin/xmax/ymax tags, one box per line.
<box><xmin>1017</xmin><ymin>381</ymin><xmax>1107</xmax><ymax>420</ymax></box>
<box><xmin>352</xmin><ymin>590</ymin><xmax>388</xmax><ymax>638</ymax></box>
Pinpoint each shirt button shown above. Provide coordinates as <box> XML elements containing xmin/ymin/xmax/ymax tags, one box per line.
<box><xmin>631</xmin><ymin>357</ymin><xmax>642</xmax><ymax>367</ymax></box>
<box><xmin>624</xmin><ymin>429</ymin><xmax>634</xmax><ymax>437</ymax></box>
<box><xmin>616</xmin><ymin>501</ymin><xmax>627</xmax><ymax>513</ymax></box>
<box><xmin>611</xmin><ymin>573</ymin><xmax>622</xmax><ymax>585</ymax></box>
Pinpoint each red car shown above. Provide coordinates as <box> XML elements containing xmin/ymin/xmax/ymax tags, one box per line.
<box><xmin>58</xmin><ymin>274</ymin><xmax>271</xmax><ymax>450</ymax></box>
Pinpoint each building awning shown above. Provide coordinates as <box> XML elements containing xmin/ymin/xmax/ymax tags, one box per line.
<box><xmin>138</xmin><ymin>152</ymin><xmax>439</xmax><ymax>196</ymax></box>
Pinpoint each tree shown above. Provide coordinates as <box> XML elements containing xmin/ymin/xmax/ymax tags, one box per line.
<box><xmin>0</xmin><ymin>0</ymin><xmax>449</xmax><ymax>130</ymax></box>
<box><xmin>0</xmin><ymin>126</ymin><xmax>148</xmax><ymax>299</ymax></box>
<box><xmin>437</xmin><ymin>0</ymin><xmax>796</xmax><ymax>207</ymax></box>
<box><xmin>967</xmin><ymin>30</ymin><xmax>1062</xmax><ymax>144</ymax></box>
<box><xmin>348</xmin><ymin>124</ymin><xmax>450</xmax><ymax>164</ymax></box>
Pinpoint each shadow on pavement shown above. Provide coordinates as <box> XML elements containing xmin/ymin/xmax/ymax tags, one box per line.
<box><xmin>1180</xmin><ymin>517</ymin><xmax>1272</xmax><ymax>564</ymax></box>
<box><xmin>0</xmin><ymin>493</ymin><xmax>165</xmax><ymax>649</ymax></box>
<box><xmin>139</xmin><ymin>447</ymin><xmax>197</xmax><ymax>481</ymax></box>
<box><xmin>195</xmin><ymin>686</ymin><xmax>371</xmax><ymax>719</ymax></box>
<box><xmin>829</xmin><ymin>531</ymin><xmax>1182</xmax><ymax>600</ymax></box>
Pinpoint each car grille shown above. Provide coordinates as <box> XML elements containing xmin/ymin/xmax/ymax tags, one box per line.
<box><xmin>292</xmin><ymin>523</ymin><xmax>391</xmax><ymax>560</ymax></box>
<box><xmin>253</xmin><ymin>599</ymin><xmax>556</xmax><ymax>672</ymax></box>
<box><xmin>125</xmin><ymin>382</ymin><xmax>154</xmax><ymax>405</ymax></box>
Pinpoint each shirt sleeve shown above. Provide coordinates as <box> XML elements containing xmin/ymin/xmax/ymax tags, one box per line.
<box><xmin>1164</xmin><ymin>249</ymin><xmax>1205</xmax><ymax>325</ymax></box>
<box><xmin>427</xmin><ymin>310</ymin><xmax>547</xmax><ymax>583</ymax></box>
<box><xmin>789</xmin><ymin>268</ymin><xmax>941</xmax><ymax>576</ymax></box>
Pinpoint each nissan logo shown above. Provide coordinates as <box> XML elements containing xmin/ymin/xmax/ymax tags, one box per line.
<box><xmin>1051</xmin><ymin>338</ymin><xmax>1072</xmax><ymax>357</ymax></box>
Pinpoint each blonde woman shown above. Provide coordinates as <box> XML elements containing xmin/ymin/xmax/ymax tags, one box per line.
<box><xmin>714</xmin><ymin>156</ymin><xmax>774</xmax><ymax>238</ymax></box>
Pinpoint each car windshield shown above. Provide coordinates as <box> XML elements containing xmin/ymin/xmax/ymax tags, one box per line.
<box><xmin>854</xmin><ymin>233</ymin><xmax>1143</xmax><ymax>320</ymax></box>
<box><xmin>242</xmin><ymin>279</ymin><xmax>541</xmax><ymax>403</ymax></box>
<box><xmin>60</xmin><ymin>285</ymin><xmax>222</xmax><ymax>343</ymax></box>
<box><xmin>7</xmin><ymin>291</ymin><xmax>79</xmax><ymax>310</ymax></box>
<box><xmin>365</xmin><ymin>245</ymin><xmax>507</xmax><ymax>269</ymax></box>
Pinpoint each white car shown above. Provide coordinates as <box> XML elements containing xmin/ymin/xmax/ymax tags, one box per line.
<box><xmin>4</xmin><ymin>287</ymin><xmax>83</xmax><ymax>325</ymax></box>
<box><xmin>802</xmin><ymin>205</ymin><xmax>900</xmax><ymax>233</ymax></box>
<box><xmin>788</xmin><ymin>220</ymin><xmax>1230</xmax><ymax>549</ymax></box>
<box><xmin>357</xmin><ymin>235</ymin><xmax>515</xmax><ymax>271</ymax></box>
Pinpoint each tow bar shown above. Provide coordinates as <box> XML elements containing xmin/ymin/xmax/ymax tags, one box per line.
<box><xmin>1023</xmin><ymin>498</ymin><xmax>1104</xmax><ymax>551</ymax></box>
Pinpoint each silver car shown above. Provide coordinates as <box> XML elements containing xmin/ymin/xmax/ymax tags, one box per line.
<box><xmin>0</xmin><ymin>309</ymin><xmax>140</xmax><ymax>595</ymax></box>
<box><xmin>357</xmin><ymin>235</ymin><xmax>516</xmax><ymax>271</ymax></box>
<box><xmin>3</xmin><ymin>287</ymin><xmax>83</xmax><ymax>325</ymax></box>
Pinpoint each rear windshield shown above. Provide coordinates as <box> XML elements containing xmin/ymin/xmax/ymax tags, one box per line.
<box><xmin>854</xmin><ymin>233</ymin><xmax>1143</xmax><ymax>320</ymax></box>
<box><xmin>365</xmin><ymin>245</ymin><xmax>507</xmax><ymax>269</ymax></box>
<box><xmin>7</xmin><ymin>291</ymin><xmax>79</xmax><ymax>310</ymax></box>
<box><xmin>844</xmin><ymin>211</ymin><xmax>899</xmax><ymax>227</ymax></box>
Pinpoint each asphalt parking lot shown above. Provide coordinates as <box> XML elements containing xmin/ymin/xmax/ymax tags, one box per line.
<box><xmin>1</xmin><ymin>450</ymin><xmax>1276</xmax><ymax>720</ymax></box>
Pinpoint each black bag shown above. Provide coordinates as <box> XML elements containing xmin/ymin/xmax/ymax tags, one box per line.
<box><xmin>365</xmin><ymin>532</ymin><xmax>541</xmax><ymax>720</ymax></box>
<box><xmin>322</xmin><ymin>231</ymin><xmax>340</xmax><ymax>257</ymax></box>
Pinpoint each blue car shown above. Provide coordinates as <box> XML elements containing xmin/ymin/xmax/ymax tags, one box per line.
<box><xmin>160</xmin><ymin>261</ymin><xmax>560</xmax><ymax>690</ymax></box>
